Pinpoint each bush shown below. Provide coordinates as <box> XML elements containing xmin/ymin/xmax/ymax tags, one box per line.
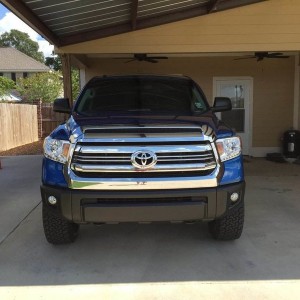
<box><xmin>17</xmin><ymin>72</ymin><xmax>62</xmax><ymax>103</ymax></box>
<box><xmin>72</xmin><ymin>69</ymin><xmax>80</xmax><ymax>100</ymax></box>
<box><xmin>0</xmin><ymin>76</ymin><xmax>16</xmax><ymax>98</ymax></box>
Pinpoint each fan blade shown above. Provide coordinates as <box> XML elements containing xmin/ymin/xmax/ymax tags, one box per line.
<box><xmin>267</xmin><ymin>53</ymin><xmax>290</xmax><ymax>58</ymax></box>
<box><xmin>234</xmin><ymin>56</ymin><xmax>257</xmax><ymax>60</ymax></box>
<box><xmin>267</xmin><ymin>52</ymin><xmax>283</xmax><ymax>56</ymax></box>
<box><xmin>149</xmin><ymin>56</ymin><xmax>168</xmax><ymax>60</ymax></box>
<box><xmin>268</xmin><ymin>55</ymin><xmax>290</xmax><ymax>58</ymax></box>
<box><xmin>146</xmin><ymin>58</ymin><xmax>158</xmax><ymax>63</ymax></box>
<box><xmin>125</xmin><ymin>59</ymin><xmax>136</xmax><ymax>63</ymax></box>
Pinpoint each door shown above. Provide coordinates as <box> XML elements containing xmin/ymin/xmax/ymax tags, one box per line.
<box><xmin>214</xmin><ymin>78</ymin><xmax>253</xmax><ymax>155</ymax></box>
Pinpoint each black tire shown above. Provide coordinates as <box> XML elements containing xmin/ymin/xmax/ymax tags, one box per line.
<box><xmin>42</xmin><ymin>203</ymin><xmax>79</xmax><ymax>245</ymax></box>
<box><xmin>208</xmin><ymin>199</ymin><xmax>244</xmax><ymax>240</ymax></box>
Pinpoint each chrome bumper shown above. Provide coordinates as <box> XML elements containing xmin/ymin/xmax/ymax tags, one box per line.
<box><xmin>67</xmin><ymin>165</ymin><xmax>223</xmax><ymax>190</ymax></box>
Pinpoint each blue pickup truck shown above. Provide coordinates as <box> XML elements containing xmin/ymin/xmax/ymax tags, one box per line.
<box><xmin>41</xmin><ymin>75</ymin><xmax>245</xmax><ymax>244</ymax></box>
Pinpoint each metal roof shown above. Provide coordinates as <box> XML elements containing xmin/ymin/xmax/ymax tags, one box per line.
<box><xmin>0</xmin><ymin>47</ymin><xmax>50</xmax><ymax>72</ymax></box>
<box><xmin>1</xmin><ymin>0</ymin><xmax>266</xmax><ymax>47</ymax></box>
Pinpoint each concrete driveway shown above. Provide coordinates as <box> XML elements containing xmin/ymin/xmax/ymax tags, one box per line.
<box><xmin>0</xmin><ymin>155</ymin><xmax>300</xmax><ymax>299</ymax></box>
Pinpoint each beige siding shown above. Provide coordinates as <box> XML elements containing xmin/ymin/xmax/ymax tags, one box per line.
<box><xmin>58</xmin><ymin>0</ymin><xmax>300</xmax><ymax>54</ymax></box>
<box><xmin>84</xmin><ymin>56</ymin><xmax>294</xmax><ymax>148</ymax></box>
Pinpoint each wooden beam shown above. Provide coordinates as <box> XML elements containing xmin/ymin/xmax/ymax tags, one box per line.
<box><xmin>131</xmin><ymin>0</ymin><xmax>139</xmax><ymax>30</ymax></box>
<box><xmin>1</xmin><ymin>0</ymin><xmax>60</xmax><ymax>46</ymax></box>
<box><xmin>138</xmin><ymin>6</ymin><xmax>208</xmax><ymax>29</ymax></box>
<box><xmin>213</xmin><ymin>0</ymin><xmax>266</xmax><ymax>12</ymax></box>
<box><xmin>207</xmin><ymin>0</ymin><xmax>221</xmax><ymax>13</ymax></box>
<box><xmin>60</xmin><ymin>54</ymin><xmax>73</xmax><ymax>107</ymax></box>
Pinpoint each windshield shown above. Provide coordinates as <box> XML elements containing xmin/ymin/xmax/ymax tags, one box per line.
<box><xmin>75</xmin><ymin>76</ymin><xmax>209</xmax><ymax>116</ymax></box>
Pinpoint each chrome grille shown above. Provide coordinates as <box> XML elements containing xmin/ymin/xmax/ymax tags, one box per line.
<box><xmin>71</xmin><ymin>143</ymin><xmax>216</xmax><ymax>175</ymax></box>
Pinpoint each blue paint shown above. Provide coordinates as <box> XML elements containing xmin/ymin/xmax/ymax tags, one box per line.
<box><xmin>49</xmin><ymin>124</ymin><xmax>69</xmax><ymax>140</ymax></box>
<box><xmin>220</xmin><ymin>155</ymin><xmax>244</xmax><ymax>185</ymax></box>
<box><xmin>42</xmin><ymin>158</ymin><xmax>68</xmax><ymax>187</ymax></box>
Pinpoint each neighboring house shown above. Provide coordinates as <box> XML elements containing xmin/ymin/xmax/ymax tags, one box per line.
<box><xmin>0</xmin><ymin>47</ymin><xmax>49</xmax><ymax>101</ymax></box>
<box><xmin>0</xmin><ymin>47</ymin><xmax>49</xmax><ymax>82</ymax></box>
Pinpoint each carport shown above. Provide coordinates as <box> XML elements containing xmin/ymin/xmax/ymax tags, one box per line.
<box><xmin>1</xmin><ymin>0</ymin><xmax>300</xmax><ymax>299</ymax></box>
<box><xmin>2</xmin><ymin>0</ymin><xmax>300</xmax><ymax>156</ymax></box>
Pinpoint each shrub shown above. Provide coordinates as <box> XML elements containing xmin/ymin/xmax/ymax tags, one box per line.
<box><xmin>17</xmin><ymin>72</ymin><xmax>62</xmax><ymax>103</ymax></box>
<box><xmin>0</xmin><ymin>76</ymin><xmax>16</xmax><ymax>98</ymax></box>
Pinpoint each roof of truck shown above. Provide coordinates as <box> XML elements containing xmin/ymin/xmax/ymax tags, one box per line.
<box><xmin>88</xmin><ymin>74</ymin><xmax>192</xmax><ymax>83</ymax></box>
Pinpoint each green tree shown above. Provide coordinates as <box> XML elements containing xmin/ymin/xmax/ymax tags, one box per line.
<box><xmin>0</xmin><ymin>29</ymin><xmax>44</xmax><ymax>63</ymax></box>
<box><xmin>17</xmin><ymin>72</ymin><xmax>62</xmax><ymax>103</ymax></box>
<box><xmin>45</xmin><ymin>53</ymin><xmax>80</xmax><ymax>100</ymax></box>
<box><xmin>71</xmin><ymin>68</ymin><xmax>80</xmax><ymax>100</ymax></box>
<box><xmin>45</xmin><ymin>53</ymin><xmax>62</xmax><ymax>71</ymax></box>
<box><xmin>0</xmin><ymin>76</ymin><xmax>16</xmax><ymax>98</ymax></box>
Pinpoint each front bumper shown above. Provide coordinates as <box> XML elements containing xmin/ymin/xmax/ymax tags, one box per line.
<box><xmin>41</xmin><ymin>181</ymin><xmax>245</xmax><ymax>224</ymax></box>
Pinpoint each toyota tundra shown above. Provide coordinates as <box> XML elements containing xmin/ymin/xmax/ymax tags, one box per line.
<box><xmin>41</xmin><ymin>75</ymin><xmax>245</xmax><ymax>244</ymax></box>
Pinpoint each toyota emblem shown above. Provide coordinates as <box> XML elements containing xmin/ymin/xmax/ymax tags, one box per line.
<box><xmin>131</xmin><ymin>150</ymin><xmax>157</xmax><ymax>170</ymax></box>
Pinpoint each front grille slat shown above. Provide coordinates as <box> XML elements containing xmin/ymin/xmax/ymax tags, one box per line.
<box><xmin>74</xmin><ymin>155</ymin><xmax>130</xmax><ymax>159</ymax></box>
<box><xmin>74</xmin><ymin>159</ymin><xmax>130</xmax><ymax>163</ymax></box>
<box><xmin>157</xmin><ymin>154</ymin><xmax>212</xmax><ymax>159</ymax></box>
<box><xmin>71</xmin><ymin>133</ymin><xmax>217</xmax><ymax>178</ymax></box>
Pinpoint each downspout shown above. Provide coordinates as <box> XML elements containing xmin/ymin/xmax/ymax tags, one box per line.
<box><xmin>294</xmin><ymin>52</ymin><xmax>299</xmax><ymax>129</ymax></box>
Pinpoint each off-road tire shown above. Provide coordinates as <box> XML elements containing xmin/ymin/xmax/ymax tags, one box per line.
<box><xmin>208</xmin><ymin>199</ymin><xmax>244</xmax><ymax>240</ymax></box>
<box><xmin>42</xmin><ymin>203</ymin><xmax>79</xmax><ymax>245</ymax></box>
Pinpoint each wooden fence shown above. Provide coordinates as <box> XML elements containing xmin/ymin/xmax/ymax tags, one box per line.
<box><xmin>0</xmin><ymin>103</ymin><xmax>38</xmax><ymax>151</ymax></box>
<box><xmin>41</xmin><ymin>103</ymin><xmax>66</xmax><ymax>136</ymax></box>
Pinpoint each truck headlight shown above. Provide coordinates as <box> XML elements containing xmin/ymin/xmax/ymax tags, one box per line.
<box><xmin>216</xmin><ymin>136</ymin><xmax>242</xmax><ymax>162</ymax></box>
<box><xmin>43</xmin><ymin>137</ymin><xmax>70</xmax><ymax>164</ymax></box>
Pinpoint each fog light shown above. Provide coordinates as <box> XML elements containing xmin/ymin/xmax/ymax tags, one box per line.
<box><xmin>48</xmin><ymin>196</ymin><xmax>57</xmax><ymax>205</ymax></box>
<box><xmin>230</xmin><ymin>192</ymin><xmax>239</xmax><ymax>202</ymax></box>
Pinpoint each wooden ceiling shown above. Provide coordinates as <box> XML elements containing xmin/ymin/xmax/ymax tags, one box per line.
<box><xmin>1</xmin><ymin>0</ymin><xmax>266</xmax><ymax>47</ymax></box>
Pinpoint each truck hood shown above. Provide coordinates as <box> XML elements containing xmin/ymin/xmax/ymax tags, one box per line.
<box><xmin>50</xmin><ymin>112</ymin><xmax>234</xmax><ymax>141</ymax></box>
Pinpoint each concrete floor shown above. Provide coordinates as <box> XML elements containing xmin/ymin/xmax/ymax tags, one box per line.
<box><xmin>0</xmin><ymin>155</ymin><xmax>300</xmax><ymax>299</ymax></box>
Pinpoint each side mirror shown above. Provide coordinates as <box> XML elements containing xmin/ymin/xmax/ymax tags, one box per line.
<box><xmin>212</xmin><ymin>97</ymin><xmax>232</xmax><ymax>112</ymax></box>
<box><xmin>53</xmin><ymin>98</ymin><xmax>71</xmax><ymax>113</ymax></box>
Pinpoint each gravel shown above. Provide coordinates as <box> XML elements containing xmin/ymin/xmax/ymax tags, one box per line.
<box><xmin>0</xmin><ymin>140</ymin><xmax>44</xmax><ymax>156</ymax></box>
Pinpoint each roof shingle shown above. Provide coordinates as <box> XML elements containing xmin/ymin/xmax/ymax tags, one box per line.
<box><xmin>0</xmin><ymin>47</ymin><xmax>49</xmax><ymax>72</ymax></box>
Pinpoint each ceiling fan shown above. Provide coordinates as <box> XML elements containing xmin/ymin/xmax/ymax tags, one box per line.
<box><xmin>117</xmin><ymin>53</ymin><xmax>168</xmax><ymax>63</ymax></box>
<box><xmin>234</xmin><ymin>52</ymin><xmax>290</xmax><ymax>61</ymax></box>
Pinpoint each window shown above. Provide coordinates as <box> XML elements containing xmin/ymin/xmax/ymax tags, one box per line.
<box><xmin>11</xmin><ymin>73</ymin><xmax>16</xmax><ymax>82</ymax></box>
<box><xmin>23</xmin><ymin>72</ymin><xmax>28</xmax><ymax>78</ymax></box>
<box><xmin>75</xmin><ymin>76</ymin><xmax>209</xmax><ymax>116</ymax></box>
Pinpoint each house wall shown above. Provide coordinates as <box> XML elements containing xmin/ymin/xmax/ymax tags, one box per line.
<box><xmin>0</xmin><ymin>72</ymin><xmax>43</xmax><ymax>81</ymax></box>
<box><xmin>84</xmin><ymin>56</ymin><xmax>295</xmax><ymax>152</ymax></box>
<box><xmin>58</xmin><ymin>0</ymin><xmax>300</xmax><ymax>54</ymax></box>
<box><xmin>2</xmin><ymin>72</ymin><xmax>11</xmax><ymax>79</ymax></box>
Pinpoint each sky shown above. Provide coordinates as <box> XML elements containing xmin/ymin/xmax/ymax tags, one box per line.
<box><xmin>0</xmin><ymin>4</ymin><xmax>54</xmax><ymax>57</ymax></box>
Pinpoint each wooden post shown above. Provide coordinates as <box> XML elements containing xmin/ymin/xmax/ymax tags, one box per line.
<box><xmin>61</xmin><ymin>54</ymin><xmax>73</xmax><ymax>108</ymax></box>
